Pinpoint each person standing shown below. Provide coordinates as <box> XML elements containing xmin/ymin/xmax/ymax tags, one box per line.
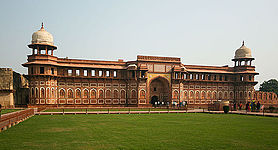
<box><xmin>234</xmin><ymin>103</ymin><xmax>237</xmax><ymax>111</ymax></box>
<box><xmin>257</xmin><ymin>101</ymin><xmax>261</xmax><ymax>111</ymax></box>
<box><xmin>239</xmin><ymin>102</ymin><xmax>242</xmax><ymax>110</ymax></box>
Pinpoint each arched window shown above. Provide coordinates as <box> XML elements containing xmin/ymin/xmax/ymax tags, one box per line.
<box><xmin>173</xmin><ymin>90</ymin><xmax>178</xmax><ymax>99</ymax></box>
<box><xmin>114</xmin><ymin>90</ymin><xmax>119</xmax><ymax>98</ymax></box>
<box><xmin>249</xmin><ymin>92</ymin><xmax>251</xmax><ymax>99</ymax></box>
<box><xmin>140</xmin><ymin>90</ymin><xmax>146</xmax><ymax>99</ymax></box>
<box><xmin>83</xmin><ymin>89</ymin><xmax>89</xmax><ymax>98</ymax></box>
<box><xmin>121</xmin><ymin>90</ymin><xmax>125</xmax><ymax>99</ymax></box>
<box><xmin>207</xmin><ymin>91</ymin><xmax>211</xmax><ymax>99</ymax></box>
<box><xmin>240</xmin><ymin>92</ymin><xmax>243</xmax><ymax>99</ymax></box>
<box><xmin>184</xmin><ymin>91</ymin><xmax>188</xmax><ymax>99</ymax></box>
<box><xmin>99</xmin><ymin>90</ymin><xmax>104</xmax><ymax>98</ymax></box>
<box><xmin>76</xmin><ymin>89</ymin><xmax>81</xmax><ymax>98</ymax></box>
<box><xmin>46</xmin><ymin>88</ymin><xmax>50</xmax><ymax>98</ymax></box>
<box><xmin>68</xmin><ymin>89</ymin><xmax>73</xmax><ymax>98</ymax></box>
<box><xmin>60</xmin><ymin>89</ymin><xmax>65</xmax><ymax>98</ymax></box>
<box><xmin>41</xmin><ymin>88</ymin><xmax>45</xmax><ymax>98</ymax></box>
<box><xmin>31</xmin><ymin>88</ymin><xmax>35</xmax><ymax>98</ymax></box>
<box><xmin>230</xmin><ymin>92</ymin><xmax>233</xmax><ymax>99</ymax></box>
<box><xmin>264</xmin><ymin>93</ymin><xmax>267</xmax><ymax>100</ymax></box>
<box><xmin>190</xmin><ymin>91</ymin><xmax>194</xmax><ymax>99</ymax></box>
<box><xmin>51</xmin><ymin>88</ymin><xmax>54</xmax><ymax>98</ymax></box>
<box><xmin>131</xmin><ymin>90</ymin><xmax>137</xmax><ymax>98</ymax></box>
<box><xmin>201</xmin><ymin>91</ymin><xmax>206</xmax><ymax>99</ymax></box>
<box><xmin>196</xmin><ymin>91</ymin><xmax>200</xmax><ymax>100</ymax></box>
<box><xmin>212</xmin><ymin>91</ymin><xmax>217</xmax><ymax>99</ymax></box>
<box><xmin>224</xmin><ymin>92</ymin><xmax>228</xmax><ymax>99</ymax></box>
<box><xmin>36</xmin><ymin>88</ymin><xmax>39</xmax><ymax>98</ymax></box>
<box><xmin>254</xmin><ymin>93</ymin><xmax>257</xmax><ymax>100</ymax></box>
<box><xmin>244</xmin><ymin>92</ymin><xmax>247</xmax><ymax>98</ymax></box>
<box><xmin>219</xmin><ymin>92</ymin><xmax>223</xmax><ymax>100</ymax></box>
<box><xmin>106</xmin><ymin>90</ymin><xmax>111</xmax><ymax>98</ymax></box>
<box><xmin>91</xmin><ymin>90</ymin><xmax>96</xmax><ymax>99</ymax></box>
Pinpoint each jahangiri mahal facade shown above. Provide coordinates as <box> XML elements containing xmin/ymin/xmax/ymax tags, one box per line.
<box><xmin>22</xmin><ymin>24</ymin><xmax>278</xmax><ymax>107</ymax></box>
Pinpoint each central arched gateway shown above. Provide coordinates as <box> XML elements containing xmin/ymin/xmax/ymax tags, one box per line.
<box><xmin>149</xmin><ymin>76</ymin><xmax>170</xmax><ymax>105</ymax></box>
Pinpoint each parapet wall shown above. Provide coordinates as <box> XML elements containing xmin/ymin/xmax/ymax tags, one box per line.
<box><xmin>0</xmin><ymin>68</ymin><xmax>13</xmax><ymax>91</ymax></box>
<box><xmin>0</xmin><ymin>68</ymin><xmax>29</xmax><ymax>107</ymax></box>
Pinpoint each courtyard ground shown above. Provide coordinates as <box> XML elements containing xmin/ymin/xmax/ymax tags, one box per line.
<box><xmin>0</xmin><ymin>113</ymin><xmax>277</xmax><ymax>150</ymax></box>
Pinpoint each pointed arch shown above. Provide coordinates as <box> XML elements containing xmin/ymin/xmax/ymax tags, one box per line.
<box><xmin>113</xmin><ymin>89</ymin><xmax>119</xmax><ymax>98</ymax></box>
<box><xmin>35</xmin><ymin>88</ymin><xmax>39</xmax><ymax>98</ymax></box>
<box><xmin>240</xmin><ymin>92</ymin><xmax>243</xmax><ymax>99</ymax></box>
<box><xmin>131</xmin><ymin>90</ymin><xmax>137</xmax><ymax>98</ymax></box>
<box><xmin>46</xmin><ymin>88</ymin><xmax>50</xmax><ymax>98</ymax></box>
<box><xmin>224</xmin><ymin>91</ymin><xmax>228</xmax><ymax>99</ymax></box>
<box><xmin>229</xmin><ymin>91</ymin><xmax>234</xmax><ymax>99</ymax></box>
<box><xmin>99</xmin><ymin>89</ymin><xmax>104</xmax><ymax>99</ymax></box>
<box><xmin>195</xmin><ymin>91</ymin><xmax>200</xmax><ymax>100</ymax></box>
<box><xmin>201</xmin><ymin>91</ymin><xmax>206</xmax><ymax>99</ymax></box>
<box><xmin>207</xmin><ymin>91</ymin><xmax>211</xmax><ymax>99</ymax></box>
<box><xmin>218</xmin><ymin>91</ymin><xmax>223</xmax><ymax>100</ymax></box>
<box><xmin>173</xmin><ymin>90</ymin><xmax>179</xmax><ymax>99</ymax></box>
<box><xmin>212</xmin><ymin>91</ymin><xmax>217</xmax><ymax>99</ymax></box>
<box><xmin>68</xmin><ymin>89</ymin><xmax>74</xmax><ymax>98</ymax></box>
<box><xmin>41</xmin><ymin>87</ymin><xmax>45</xmax><ymax>98</ymax></box>
<box><xmin>189</xmin><ymin>90</ymin><xmax>194</xmax><ymax>99</ymax></box>
<box><xmin>184</xmin><ymin>91</ymin><xmax>188</xmax><ymax>99</ymax></box>
<box><xmin>90</xmin><ymin>89</ymin><xmax>97</xmax><ymax>99</ymax></box>
<box><xmin>83</xmin><ymin>88</ymin><xmax>89</xmax><ymax>98</ymax></box>
<box><xmin>140</xmin><ymin>89</ymin><xmax>146</xmax><ymax>99</ymax></box>
<box><xmin>59</xmin><ymin>88</ymin><xmax>65</xmax><ymax>98</ymax></box>
<box><xmin>76</xmin><ymin>88</ymin><xmax>81</xmax><ymax>98</ymax></box>
<box><xmin>31</xmin><ymin>88</ymin><xmax>35</xmax><ymax>98</ymax></box>
<box><xmin>106</xmin><ymin>89</ymin><xmax>111</xmax><ymax>98</ymax></box>
<box><xmin>120</xmin><ymin>90</ymin><xmax>125</xmax><ymax>99</ymax></box>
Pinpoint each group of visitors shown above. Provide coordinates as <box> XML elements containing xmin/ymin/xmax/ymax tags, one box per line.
<box><xmin>245</xmin><ymin>101</ymin><xmax>262</xmax><ymax>112</ymax></box>
<box><xmin>172</xmin><ymin>101</ymin><xmax>188</xmax><ymax>108</ymax></box>
<box><xmin>233</xmin><ymin>101</ymin><xmax>263</xmax><ymax>112</ymax></box>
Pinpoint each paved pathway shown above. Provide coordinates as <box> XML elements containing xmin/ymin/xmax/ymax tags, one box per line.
<box><xmin>37</xmin><ymin>109</ymin><xmax>278</xmax><ymax>117</ymax></box>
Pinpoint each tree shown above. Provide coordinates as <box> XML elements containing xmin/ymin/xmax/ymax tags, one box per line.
<box><xmin>259</xmin><ymin>79</ymin><xmax>278</xmax><ymax>95</ymax></box>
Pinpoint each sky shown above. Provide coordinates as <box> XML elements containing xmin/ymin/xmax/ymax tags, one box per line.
<box><xmin>0</xmin><ymin>0</ymin><xmax>277</xmax><ymax>89</ymax></box>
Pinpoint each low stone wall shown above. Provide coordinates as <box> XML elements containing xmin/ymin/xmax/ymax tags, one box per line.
<box><xmin>0</xmin><ymin>109</ymin><xmax>35</xmax><ymax>132</ymax></box>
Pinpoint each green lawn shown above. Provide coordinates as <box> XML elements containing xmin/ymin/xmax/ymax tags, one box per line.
<box><xmin>0</xmin><ymin>113</ymin><xmax>278</xmax><ymax>150</ymax></box>
<box><xmin>0</xmin><ymin>109</ymin><xmax>23</xmax><ymax>115</ymax></box>
<box><xmin>44</xmin><ymin>108</ymin><xmax>185</xmax><ymax>112</ymax></box>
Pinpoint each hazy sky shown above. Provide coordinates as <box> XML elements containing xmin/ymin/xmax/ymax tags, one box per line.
<box><xmin>0</xmin><ymin>0</ymin><xmax>277</xmax><ymax>89</ymax></box>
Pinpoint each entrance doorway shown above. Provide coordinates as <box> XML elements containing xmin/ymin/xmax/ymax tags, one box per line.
<box><xmin>149</xmin><ymin>77</ymin><xmax>170</xmax><ymax>105</ymax></box>
<box><xmin>150</xmin><ymin>95</ymin><xmax>158</xmax><ymax>105</ymax></box>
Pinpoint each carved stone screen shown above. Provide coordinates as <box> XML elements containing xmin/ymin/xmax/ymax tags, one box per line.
<box><xmin>147</xmin><ymin>64</ymin><xmax>153</xmax><ymax>72</ymax></box>
<box><xmin>154</xmin><ymin>64</ymin><xmax>165</xmax><ymax>72</ymax></box>
<box><xmin>166</xmin><ymin>65</ymin><xmax>172</xmax><ymax>72</ymax></box>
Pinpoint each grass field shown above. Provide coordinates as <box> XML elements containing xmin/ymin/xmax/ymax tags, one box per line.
<box><xmin>0</xmin><ymin>113</ymin><xmax>278</xmax><ymax>150</ymax></box>
<box><xmin>0</xmin><ymin>109</ymin><xmax>23</xmax><ymax>115</ymax></box>
<box><xmin>44</xmin><ymin>108</ymin><xmax>184</xmax><ymax>112</ymax></box>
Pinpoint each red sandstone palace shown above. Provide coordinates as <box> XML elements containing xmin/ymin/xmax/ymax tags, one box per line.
<box><xmin>22</xmin><ymin>24</ymin><xmax>278</xmax><ymax>107</ymax></box>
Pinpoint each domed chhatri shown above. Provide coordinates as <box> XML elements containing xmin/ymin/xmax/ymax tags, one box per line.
<box><xmin>28</xmin><ymin>23</ymin><xmax>57</xmax><ymax>54</ymax></box>
<box><xmin>31</xmin><ymin>23</ymin><xmax>54</xmax><ymax>45</ymax></box>
<box><xmin>234</xmin><ymin>41</ymin><xmax>252</xmax><ymax>59</ymax></box>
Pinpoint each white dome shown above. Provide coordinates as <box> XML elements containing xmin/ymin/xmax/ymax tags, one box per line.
<box><xmin>127</xmin><ymin>64</ymin><xmax>137</xmax><ymax>70</ymax></box>
<box><xmin>31</xmin><ymin>23</ymin><xmax>54</xmax><ymax>45</ymax></box>
<box><xmin>234</xmin><ymin>41</ymin><xmax>252</xmax><ymax>59</ymax></box>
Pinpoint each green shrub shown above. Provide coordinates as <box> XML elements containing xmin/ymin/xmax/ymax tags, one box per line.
<box><xmin>223</xmin><ymin>106</ymin><xmax>229</xmax><ymax>114</ymax></box>
<box><xmin>269</xmin><ymin>106</ymin><xmax>275</xmax><ymax>113</ymax></box>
